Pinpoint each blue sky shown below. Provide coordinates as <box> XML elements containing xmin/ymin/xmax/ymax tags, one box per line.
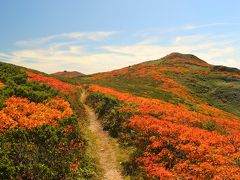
<box><xmin>0</xmin><ymin>0</ymin><xmax>240</xmax><ymax>74</ymax></box>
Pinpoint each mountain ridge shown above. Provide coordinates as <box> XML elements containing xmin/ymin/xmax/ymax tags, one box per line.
<box><xmin>74</xmin><ymin>52</ymin><xmax>240</xmax><ymax>116</ymax></box>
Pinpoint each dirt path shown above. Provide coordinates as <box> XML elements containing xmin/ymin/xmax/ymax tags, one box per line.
<box><xmin>80</xmin><ymin>91</ymin><xmax>123</xmax><ymax>180</ymax></box>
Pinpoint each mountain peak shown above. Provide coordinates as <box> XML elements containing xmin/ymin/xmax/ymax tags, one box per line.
<box><xmin>164</xmin><ymin>52</ymin><xmax>201</xmax><ymax>60</ymax></box>
<box><xmin>52</xmin><ymin>71</ymin><xmax>85</xmax><ymax>78</ymax></box>
<box><xmin>160</xmin><ymin>52</ymin><xmax>210</xmax><ymax>66</ymax></box>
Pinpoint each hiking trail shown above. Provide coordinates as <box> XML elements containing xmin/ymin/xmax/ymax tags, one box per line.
<box><xmin>80</xmin><ymin>90</ymin><xmax>123</xmax><ymax>180</ymax></box>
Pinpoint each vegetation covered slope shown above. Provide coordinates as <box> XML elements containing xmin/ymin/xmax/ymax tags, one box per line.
<box><xmin>1</xmin><ymin>52</ymin><xmax>239</xmax><ymax>179</ymax></box>
<box><xmin>0</xmin><ymin>62</ymin><xmax>96</xmax><ymax>179</ymax></box>
<box><xmin>76</xmin><ymin>52</ymin><xmax>240</xmax><ymax>116</ymax></box>
<box><xmin>75</xmin><ymin>53</ymin><xmax>240</xmax><ymax>179</ymax></box>
<box><xmin>86</xmin><ymin>84</ymin><xmax>240</xmax><ymax>179</ymax></box>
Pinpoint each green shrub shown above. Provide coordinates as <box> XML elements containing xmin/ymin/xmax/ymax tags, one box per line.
<box><xmin>0</xmin><ymin>62</ymin><xmax>58</xmax><ymax>104</ymax></box>
<box><xmin>0</xmin><ymin>117</ymin><xmax>87</xmax><ymax>179</ymax></box>
<box><xmin>0</xmin><ymin>62</ymin><xmax>97</xmax><ymax>179</ymax></box>
<box><xmin>86</xmin><ymin>92</ymin><xmax>132</xmax><ymax>137</ymax></box>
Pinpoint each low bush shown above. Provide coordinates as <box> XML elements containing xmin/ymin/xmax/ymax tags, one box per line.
<box><xmin>0</xmin><ymin>62</ymin><xmax>98</xmax><ymax>179</ymax></box>
<box><xmin>0</xmin><ymin>62</ymin><xmax>58</xmax><ymax>108</ymax></box>
<box><xmin>0</xmin><ymin>117</ymin><xmax>86</xmax><ymax>179</ymax></box>
<box><xmin>86</xmin><ymin>92</ymin><xmax>132</xmax><ymax>137</ymax></box>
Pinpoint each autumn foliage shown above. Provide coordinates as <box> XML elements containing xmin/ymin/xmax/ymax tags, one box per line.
<box><xmin>88</xmin><ymin>62</ymin><xmax>199</xmax><ymax>101</ymax></box>
<box><xmin>0</xmin><ymin>96</ymin><xmax>73</xmax><ymax>131</ymax></box>
<box><xmin>27</xmin><ymin>71</ymin><xmax>76</xmax><ymax>94</ymax></box>
<box><xmin>89</xmin><ymin>84</ymin><xmax>240</xmax><ymax>129</ymax></box>
<box><xmin>129</xmin><ymin>115</ymin><xmax>240</xmax><ymax>179</ymax></box>
<box><xmin>0</xmin><ymin>62</ymin><xmax>97</xmax><ymax>179</ymax></box>
<box><xmin>0</xmin><ymin>81</ymin><xmax>4</xmax><ymax>88</ymax></box>
<box><xmin>89</xmin><ymin>84</ymin><xmax>240</xmax><ymax>179</ymax></box>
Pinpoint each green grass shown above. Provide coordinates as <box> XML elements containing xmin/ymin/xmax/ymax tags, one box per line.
<box><xmin>175</xmin><ymin>72</ymin><xmax>240</xmax><ymax>116</ymax></box>
<box><xmin>76</xmin><ymin>75</ymin><xmax>189</xmax><ymax>105</ymax></box>
<box><xmin>74</xmin><ymin>63</ymin><xmax>240</xmax><ymax>117</ymax></box>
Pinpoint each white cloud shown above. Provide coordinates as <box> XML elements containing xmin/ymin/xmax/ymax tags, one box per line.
<box><xmin>0</xmin><ymin>53</ymin><xmax>15</xmax><ymax>60</ymax></box>
<box><xmin>174</xmin><ymin>35</ymin><xmax>208</xmax><ymax>45</ymax></box>
<box><xmin>101</xmin><ymin>34</ymin><xmax>240</xmax><ymax>69</ymax></box>
<box><xmin>15</xmin><ymin>31</ymin><xmax>116</xmax><ymax>47</ymax></box>
<box><xmin>182</xmin><ymin>23</ymin><xmax>232</xmax><ymax>30</ymax></box>
<box><xmin>1</xmin><ymin>31</ymin><xmax>240</xmax><ymax>74</ymax></box>
<box><xmin>65</xmin><ymin>32</ymin><xmax>116</xmax><ymax>41</ymax></box>
<box><xmin>133</xmin><ymin>23</ymin><xmax>232</xmax><ymax>39</ymax></box>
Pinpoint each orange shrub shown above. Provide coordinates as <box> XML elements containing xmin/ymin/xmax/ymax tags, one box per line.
<box><xmin>0</xmin><ymin>96</ymin><xmax>73</xmax><ymax>131</ymax></box>
<box><xmin>0</xmin><ymin>81</ymin><xmax>4</xmax><ymax>88</ymax></box>
<box><xmin>27</xmin><ymin>71</ymin><xmax>76</xmax><ymax>94</ymax></box>
<box><xmin>168</xmin><ymin>57</ymin><xmax>212</xmax><ymax>67</ymax></box>
<box><xmin>89</xmin><ymin>84</ymin><xmax>240</xmax><ymax>178</ymax></box>
<box><xmin>129</xmin><ymin>115</ymin><xmax>240</xmax><ymax>179</ymax></box>
<box><xmin>130</xmin><ymin>64</ymin><xmax>194</xmax><ymax>101</ymax></box>
<box><xmin>87</xmin><ymin>63</ymin><xmax>194</xmax><ymax>101</ymax></box>
<box><xmin>89</xmin><ymin>84</ymin><xmax>240</xmax><ymax>130</ymax></box>
<box><xmin>212</xmin><ymin>71</ymin><xmax>240</xmax><ymax>79</ymax></box>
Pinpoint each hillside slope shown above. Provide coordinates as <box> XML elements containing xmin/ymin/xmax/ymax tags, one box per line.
<box><xmin>1</xmin><ymin>53</ymin><xmax>239</xmax><ymax>179</ymax></box>
<box><xmin>0</xmin><ymin>62</ymin><xmax>96</xmax><ymax>179</ymax></box>
<box><xmin>74</xmin><ymin>53</ymin><xmax>240</xmax><ymax>179</ymax></box>
<box><xmin>75</xmin><ymin>52</ymin><xmax>240</xmax><ymax>116</ymax></box>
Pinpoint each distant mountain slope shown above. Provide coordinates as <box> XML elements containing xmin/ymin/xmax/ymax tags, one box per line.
<box><xmin>75</xmin><ymin>53</ymin><xmax>240</xmax><ymax>116</ymax></box>
<box><xmin>52</xmin><ymin>71</ymin><xmax>85</xmax><ymax>78</ymax></box>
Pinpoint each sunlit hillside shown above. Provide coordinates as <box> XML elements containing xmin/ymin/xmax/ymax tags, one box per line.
<box><xmin>0</xmin><ymin>53</ymin><xmax>239</xmax><ymax>179</ymax></box>
<box><xmin>0</xmin><ymin>62</ymin><xmax>96</xmax><ymax>179</ymax></box>
<box><xmin>76</xmin><ymin>53</ymin><xmax>240</xmax><ymax>116</ymax></box>
<box><xmin>75</xmin><ymin>53</ymin><xmax>240</xmax><ymax>179</ymax></box>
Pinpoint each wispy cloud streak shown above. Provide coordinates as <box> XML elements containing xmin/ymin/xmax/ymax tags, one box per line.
<box><xmin>182</xmin><ymin>22</ymin><xmax>232</xmax><ymax>30</ymax></box>
<box><xmin>15</xmin><ymin>31</ymin><xmax>116</xmax><ymax>47</ymax></box>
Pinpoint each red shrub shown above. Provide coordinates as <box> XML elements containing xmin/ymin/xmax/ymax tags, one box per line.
<box><xmin>27</xmin><ymin>71</ymin><xmax>76</xmax><ymax>94</ymax></box>
<box><xmin>0</xmin><ymin>96</ymin><xmax>73</xmax><ymax>131</ymax></box>
<box><xmin>89</xmin><ymin>84</ymin><xmax>240</xmax><ymax>178</ymax></box>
